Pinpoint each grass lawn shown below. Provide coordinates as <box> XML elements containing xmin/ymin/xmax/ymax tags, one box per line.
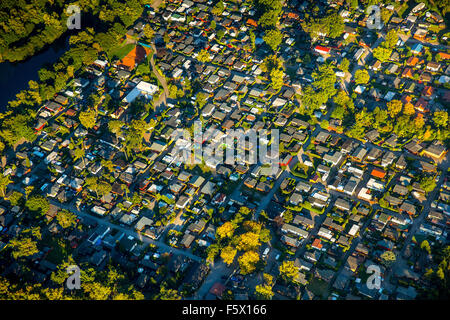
<box><xmin>307</xmin><ymin>278</ymin><xmax>329</xmax><ymax>298</ymax></box>
<box><xmin>108</xmin><ymin>41</ymin><xmax>136</xmax><ymax>60</ymax></box>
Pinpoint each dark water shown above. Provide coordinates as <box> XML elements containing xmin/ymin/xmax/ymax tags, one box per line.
<box><xmin>0</xmin><ymin>36</ymin><xmax>70</xmax><ymax>111</ymax></box>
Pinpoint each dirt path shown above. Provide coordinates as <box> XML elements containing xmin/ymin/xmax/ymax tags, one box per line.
<box><xmin>150</xmin><ymin>42</ymin><xmax>169</xmax><ymax>109</ymax></box>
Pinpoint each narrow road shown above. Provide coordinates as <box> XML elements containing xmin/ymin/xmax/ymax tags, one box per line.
<box><xmin>51</xmin><ymin>199</ymin><xmax>204</xmax><ymax>263</ymax></box>
<box><xmin>383</xmin><ymin>164</ymin><xmax>449</xmax><ymax>288</ymax></box>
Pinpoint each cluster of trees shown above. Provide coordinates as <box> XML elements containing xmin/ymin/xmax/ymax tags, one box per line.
<box><xmin>255</xmin><ymin>0</ymin><xmax>283</xmax><ymax>29</ymax></box>
<box><xmin>254</xmin><ymin>260</ymin><xmax>302</xmax><ymax>299</ymax></box>
<box><xmin>25</xmin><ymin>194</ymin><xmax>50</xmax><ymax>216</ymax></box>
<box><xmin>0</xmin><ymin>0</ymin><xmax>150</xmax><ymax>157</ymax></box>
<box><xmin>373</xmin><ymin>29</ymin><xmax>398</xmax><ymax>62</ymax></box>
<box><xmin>196</xmin><ymin>49</ymin><xmax>211</xmax><ymax>63</ymax></box>
<box><xmin>300</xmin><ymin>64</ymin><xmax>337</xmax><ymax>115</ymax></box>
<box><xmin>9</xmin><ymin>227</ymin><xmax>42</xmax><ymax>259</ymax></box>
<box><xmin>261</xmin><ymin>55</ymin><xmax>285</xmax><ymax>91</ymax></box>
<box><xmin>0</xmin><ymin>0</ymin><xmax>150</xmax><ymax>63</ymax></box>
<box><xmin>421</xmin><ymin>245</ymin><xmax>450</xmax><ymax>299</ymax></box>
<box><xmin>0</xmin><ymin>0</ymin><xmax>65</xmax><ymax>62</ymax></box>
<box><xmin>419</xmin><ymin>0</ymin><xmax>450</xmax><ymax>17</ymax></box>
<box><xmin>0</xmin><ymin>182</ymin><xmax>146</xmax><ymax>300</ymax></box>
<box><xmin>0</xmin><ymin>261</ymin><xmax>144</xmax><ymax>299</ymax></box>
<box><xmin>85</xmin><ymin>176</ymin><xmax>113</xmax><ymax>201</ymax></box>
<box><xmin>253</xmin><ymin>0</ymin><xmax>284</xmax><ymax>67</ymax></box>
<box><xmin>330</xmin><ymin>86</ymin><xmax>449</xmax><ymax>143</ymax></box>
<box><xmin>380</xmin><ymin>250</ymin><xmax>396</xmax><ymax>268</ymax></box>
<box><xmin>0</xmin><ymin>111</ymin><xmax>37</xmax><ymax>147</ymax></box>
<box><xmin>206</xmin><ymin>207</ymin><xmax>271</xmax><ymax>275</ymax></box>
<box><xmin>255</xmin><ymin>273</ymin><xmax>275</xmax><ymax>299</ymax></box>
<box><xmin>108</xmin><ymin>117</ymin><xmax>154</xmax><ymax>161</ymax></box>
<box><xmin>301</xmin><ymin>11</ymin><xmax>344</xmax><ymax>41</ymax></box>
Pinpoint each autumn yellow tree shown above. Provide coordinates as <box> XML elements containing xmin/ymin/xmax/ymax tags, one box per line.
<box><xmin>220</xmin><ymin>246</ymin><xmax>237</xmax><ymax>265</ymax></box>
<box><xmin>414</xmin><ymin>114</ymin><xmax>425</xmax><ymax>130</ymax></box>
<box><xmin>237</xmin><ymin>232</ymin><xmax>261</xmax><ymax>251</ymax></box>
<box><xmin>255</xmin><ymin>283</ymin><xmax>274</xmax><ymax>299</ymax></box>
<box><xmin>9</xmin><ymin>237</ymin><xmax>39</xmax><ymax>259</ymax></box>
<box><xmin>255</xmin><ymin>273</ymin><xmax>275</xmax><ymax>299</ymax></box>
<box><xmin>243</xmin><ymin>221</ymin><xmax>262</xmax><ymax>233</ymax></box>
<box><xmin>403</xmin><ymin>102</ymin><xmax>415</xmax><ymax>116</ymax></box>
<box><xmin>0</xmin><ymin>174</ymin><xmax>12</xmax><ymax>198</ymax></box>
<box><xmin>387</xmin><ymin>99</ymin><xmax>403</xmax><ymax>118</ymax></box>
<box><xmin>279</xmin><ymin>260</ymin><xmax>299</xmax><ymax>283</ymax></box>
<box><xmin>79</xmin><ymin>109</ymin><xmax>97</xmax><ymax>129</ymax></box>
<box><xmin>238</xmin><ymin>251</ymin><xmax>260</xmax><ymax>275</ymax></box>
<box><xmin>196</xmin><ymin>49</ymin><xmax>211</xmax><ymax>63</ymax></box>
<box><xmin>216</xmin><ymin>222</ymin><xmax>235</xmax><ymax>239</ymax></box>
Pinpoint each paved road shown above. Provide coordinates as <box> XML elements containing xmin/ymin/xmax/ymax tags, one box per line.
<box><xmin>194</xmin><ymin>260</ymin><xmax>234</xmax><ymax>299</ymax></box>
<box><xmin>383</xmin><ymin>162</ymin><xmax>448</xmax><ymax>289</ymax></box>
<box><xmin>52</xmin><ymin>199</ymin><xmax>203</xmax><ymax>263</ymax></box>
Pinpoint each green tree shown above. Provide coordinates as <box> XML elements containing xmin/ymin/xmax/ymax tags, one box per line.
<box><xmin>108</xmin><ymin>120</ymin><xmax>123</xmax><ymax>141</ymax></box>
<box><xmin>384</xmin><ymin>29</ymin><xmax>398</xmax><ymax>49</ymax></box>
<box><xmin>312</xmin><ymin>64</ymin><xmax>337</xmax><ymax>98</ymax></box>
<box><xmin>74</xmin><ymin>145</ymin><xmax>86</xmax><ymax>167</ymax></box>
<box><xmin>238</xmin><ymin>251</ymin><xmax>260</xmax><ymax>275</ymax></box>
<box><xmin>237</xmin><ymin>232</ymin><xmax>261</xmax><ymax>251</ymax></box>
<box><xmin>420</xmin><ymin>176</ymin><xmax>436</xmax><ymax>193</ymax></box>
<box><xmin>282</xmin><ymin>210</ymin><xmax>293</xmax><ymax>223</ymax></box>
<box><xmin>0</xmin><ymin>174</ymin><xmax>12</xmax><ymax>198</ymax></box>
<box><xmin>8</xmin><ymin>191</ymin><xmax>23</xmax><ymax>206</ymax></box>
<box><xmin>258</xmin><ymin>10</ymin><xmax>281</xmax><ymax>28</ymax></box>
<box><xmin>196</xmin><ymin>92</ymin><xmax>209</xmax><ymax>108</ymax></box>
<box><xmin>9</xmin><ymin>237</ymin><xmax>39</xmax><ymax>259</ymax></box>
<box><xmin>327</xmin><ymin>13</ymin><xmax>345</xmax><ymax>38</ymax></box>
<box><xmin>373</xmin><ymin>47</ymin><xmax>392</xmax><ymax>62</ymax></box>
<box><xmin>321</xmin><ymin>119</ymin><xmax>330</xmax><ymax>130</ymax></box>
<box><xmin>279</xmin><ymin>260</ymin><xmax>299</xmax><ymax>283</ymax></box>
<box><xmin>206</xmin><ymin>244</ymin><xmax>220</xmax><ymax>263</ymax></box>
<box><xmin>263</xmin><ymin>29</ymin><xmax>282</xmax><ymax>52</ymax></box>
<box><xmin>216</xmin><ymin>222</ymin><xmax>236</xmax><ymax>239</ymax></box>
<box><xmin>56</xmin><ymin>210</ymin><xmax>78</xmax><ymax>229</ymax></box>
<box><xmin>196</xmin><ymin>49</ymin><xmax>211</xmax><ymax>63</ymax></box>
<box><xmin>433</xmin><ymin>110</ymin><xmax>448</xmax><ymax>128</ymax></box>
<box><xmin>216</xmin><ymin>29</ymin><xmax>225</xmax><ymax>41</ymax></box>
<box><xmin>269</xmin><ymin>68</ymin><xmax>284</xmax><ymax>91</ymax></box>
<box><xmin>143</xmin><ymin>24</ymin><xmax>154</xmax><ymax>40</ymax></box>
<box><xmin>85</xmin><ymin>176</ymin><xmax>100</xmax><ymax>198</ymax></box>
<box><xmin>97</xmin><ymin>181</ymin><xmax>112</xmax><ymax>202</ymax></box>
<box><xmin>387</xmin><ymin>99</ymin><xmax>403</xmax><ymax>118</ymax></box>
<box><xmin>25</xmin><ymin>195</ymin><xmax>50</xmax><ymax>216</ymax></box>
<box><xmin>339</xmin><ymin>58</ymin><xmax>350</xmax><ymax>72</ymax></box>
<box><xmin>221</xmin><ymin>246</ymin><xmax>237</xmax><ymax>266</ymax></box>
<box><xmin>211</xmin><ymin>1</ymin><xmax>225</xmax><ymax>15</ymax></box>
<box><xmin>79</xmin><ymin>109</ymin><xmax>97</xmax><ymax>130</ymax></box>
<box><xmin>421</xmin><ymin>240</ymin><xmax>432</xmax><ymax>255</ymax></box>
<box><xmin>255</xmin><ymin>284</ymin><xmax>274</xmax><ymax>299</ymax></box>
<box><xmin>157</xmin><ymin>287</ymin><xmax>181</xmax><ymax>300</ymax></box>
<box><xmin>380</xmin><ymin>251</ymin><xmax>396</xmax><ymax>268</ymax></box>
<box><xmin>354</xmin><ymin>69</ymin><xmax>370</xmax><ymax>85</ymax></box>
<box><xmin>249</xmin><ymin>31</ymin><xmax>256</xmax><ymax>50</ymax></box>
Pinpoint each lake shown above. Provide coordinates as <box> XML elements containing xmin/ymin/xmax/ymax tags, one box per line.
<box><xmin>0</xmin><ymin>35</ymin><xmax>70</xmax><ymax>112</ymax></box>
